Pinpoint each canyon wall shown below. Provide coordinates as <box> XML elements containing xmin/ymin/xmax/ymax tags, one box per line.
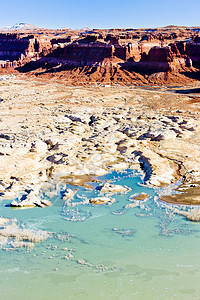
<box><xmin>0</xmin><ymin>26</ymin><xmax>200</xmax><ymax>84</ymax></box>
<box><xmin>0</xmin><ymin>33</ymin><xmax>52</xmax><ymax>69</ymax></box>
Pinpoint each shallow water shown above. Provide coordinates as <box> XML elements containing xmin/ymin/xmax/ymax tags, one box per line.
<box><xmin>0</xmin><ymin>169</ymin><xmax>200</xmax><ymax>300</ymax></box>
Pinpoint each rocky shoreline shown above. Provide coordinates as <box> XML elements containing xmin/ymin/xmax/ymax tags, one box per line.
<box><xmin>0</xmin><ymin>75</ymin><xmax>200</xmax><ymax>209</ymax></box>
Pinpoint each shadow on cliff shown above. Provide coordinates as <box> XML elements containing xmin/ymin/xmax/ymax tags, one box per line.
<box><xmin>16</xmin><ymin>60</ymin><xmax>48</xmax><ymax>73</ymax></box>
<box><xmin>16</xmin><ymin>52</ymin><xmax>158</xmax><ymax>77</ymax></box>
<box><xmin>15</xmin><ymin>55</ymin><xmax>200</xmax><ymax>87</ymax></box>
<box><xmin>119</xmin><ymin>62</ymin><xmax>160</xmax><ymax>76</ymax></box>
<box><xmin>16</xmin><ymin>59</ymin><xmax>101</xmax><ymax>75</ymax></box>
<box><xmin>175</xmin><ymin>87</ymin><xmax>200</xmax><ymax>94</ymax></box>
<box><xmin>15</xmin><ymin>57</ymin><xmax>149</xmax><ymax>83</ymax></box>
<box><xmin>180</xmin><ymin>70</ymin><xmax>200</xmax><ymax>82</ymax></box>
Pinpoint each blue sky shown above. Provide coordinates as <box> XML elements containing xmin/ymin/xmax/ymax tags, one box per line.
<box><xmin>0</xmin><ymin>0</ymin><xmax>199</xmax><ymax>29</ymax></box>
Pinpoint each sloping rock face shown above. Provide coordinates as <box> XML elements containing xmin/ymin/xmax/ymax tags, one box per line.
<box><xmin>0</xmin><ymin>26</ymin><xmax>200</xmax><ymax>84</ymax></box>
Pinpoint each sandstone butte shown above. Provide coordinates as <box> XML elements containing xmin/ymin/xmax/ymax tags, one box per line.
<box><xmin>0</xmin><ymin>25</ymin><xmax>200</xmax><ymax>221</ymax></box>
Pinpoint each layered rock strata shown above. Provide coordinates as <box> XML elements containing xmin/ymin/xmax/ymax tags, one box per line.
<box><xmin>0</xmin><ymin>26</ymin><xmax>200</xmax><ymax>85</ymax></box>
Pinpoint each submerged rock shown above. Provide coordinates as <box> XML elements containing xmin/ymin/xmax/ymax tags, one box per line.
<box><xmin>0</xmin><ymin>218</ymin><xmax>49</xmax><ymax>249</ymax></box>
<box><xmin>112</xmin><ymin>228</ymin><xmax>135</xmax><ymax>237</ymax></box>
<box><xmin>77</xmin><ymin>258</ymin><xmax>112</xmax><ymax>272</ymax></box>
<box><xmin>61</xmin><ymin>208</ymin><xmax>91</xmax><ymax>222</ymax></box>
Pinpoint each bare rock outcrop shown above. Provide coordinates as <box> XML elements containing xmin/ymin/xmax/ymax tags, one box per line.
<box><xmin>11</xmin><ymin>190</ymin><xmax>52</xmax><ymax>208</ymax></box>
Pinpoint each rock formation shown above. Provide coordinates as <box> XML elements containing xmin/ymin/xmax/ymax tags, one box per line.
<box><xmin>89</xmin><ymin>196</ymin><xmax>114</xmax><ymax>205</ymax></box>
<box><xmin>11</xmin><ymin>190</ymin><xmax>52</xmax><ymax>208</ymax></box>
<box><xmin>0</xmin><ymin>25</ymin><xmax>200</xmax><ymax>85</ymax></box>
<box><xmin>97</xmin><ymin>182</ymin><xmax>131</xmax><ymax>193</ymax></box>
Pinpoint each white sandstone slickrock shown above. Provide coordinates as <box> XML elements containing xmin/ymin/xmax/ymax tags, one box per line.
<box><xmin>98</xmin><ymin>182</ymin><xmax>131</xmax><ymax>194</ymax></box>
<box><xmin>89</xmin><ymin>196</ymin><xmax>115</xmax><ymax>205</ymax></box>
<box><xmin>1</xmin><ymin>79</ymin><xmax>200</xmax><ymax>208</ymax></box>
<box><xmin>11</xmin><ymin>190</ymin><xmax>52</xmax><ymax>208</ymax></box>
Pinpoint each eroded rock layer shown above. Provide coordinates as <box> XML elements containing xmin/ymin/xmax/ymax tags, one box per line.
<box><xmin>0</xmin><ymin>26</ymin><xmax>200</xmax><ymax>85</ymax></box>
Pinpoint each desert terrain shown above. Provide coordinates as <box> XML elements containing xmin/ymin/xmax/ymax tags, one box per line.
<box><xmin>0</xmin><ymin>25</ymin><xmax>200</xmax><ymax>243</ymax></box>
<box><xmin>0</xmin><ymin>75</ymin><xmax>200</xmax><ymax>212</ymax></box>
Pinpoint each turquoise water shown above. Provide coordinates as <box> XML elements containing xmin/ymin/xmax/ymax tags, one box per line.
<box><xmin>0</xmin><ymin>169</ymin><xmax>200</xmax><ymax>300</ymax></box>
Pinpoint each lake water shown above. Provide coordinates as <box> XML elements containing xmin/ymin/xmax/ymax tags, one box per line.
<box><xmin>0</xmin><ymin>169</ymin><xmax>200</xmax><ymax>300</ymax></box>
